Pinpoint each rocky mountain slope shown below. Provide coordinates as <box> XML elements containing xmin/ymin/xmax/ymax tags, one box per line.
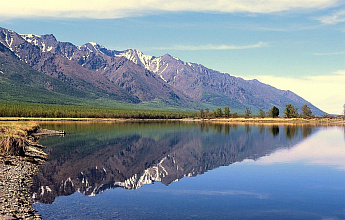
<box><xmin>0</xmin><ymin>41</ymin><xmax>102</xmax><ymax>104</ymax></box>
<box><xmin>116</xmin><ymin>49</ymin><xmax>323</xmax><ymax>113</ymax></box>
<box><xmin>0</xmin><ymin>27</ymin><xmax>325</xmax><ymax>114</ymax></box>
<box><xmin>0</xmin><ymin>28</ymin><xmax>187</xmax><ymax>106</ymax></box>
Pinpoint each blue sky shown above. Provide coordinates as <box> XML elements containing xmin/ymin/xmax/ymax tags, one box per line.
<box><xmin>1</xmin><ymin>0</ymin><xmax>345</xmax><ymax>114</ymax></box>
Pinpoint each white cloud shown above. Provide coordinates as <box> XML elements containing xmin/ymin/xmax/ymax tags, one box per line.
<box><xmin>155</xmin><ymin>42</ymin><xmax>268</xmax><ymax>51</ymax></box>
<box><xmin>318</xmin><ymin>9</ymin><xmax>345</xmax><ymax>24</ymax></box>
<box><xmin>0</xmin><ymin>0</ymin><xmax>341</xmax><ymax>19</ymax></box>
<box><xmin>246</xmin><ymin>70</ymin><xmax>345</xmax><ymax>115</ymax></box>
<box><xmin>313</xmin><ymin>51</ymin><xmax>345</xmax><ymax>55</ymax></box>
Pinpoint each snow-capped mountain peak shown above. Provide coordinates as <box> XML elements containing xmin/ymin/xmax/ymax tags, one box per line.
<box><xmin>116</xmin><ymin>49</ymin><xmax>155</xmax><ymax>70</ymax></box>
<box><xmin>88</xmin><ymin>42</ymin><xmax>98</xmax><ymax>47</ymax></box>
<box><xmin>20</xmin><ymin>34</ymin><xmax>42</xmax><ymax>45</ymax></box>
<box><xmin>82</xmin><ymin>42</ymin><xmax>102</xmax><ymax>52</ymax></box>
<box><xmin>20</xmin><ymin>33</ymin><xmax>57</xmax><ymax>52</ymax></box>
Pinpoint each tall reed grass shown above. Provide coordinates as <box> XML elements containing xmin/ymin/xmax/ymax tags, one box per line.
<box><xmin>0</xmin><ymin>122</ymin><xmax>39</xmax><ymax>156</ymax></box>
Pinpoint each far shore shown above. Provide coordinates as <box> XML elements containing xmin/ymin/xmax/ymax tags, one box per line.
<box><xmin>0</xmin><ymin>117</ymin><xmax>344</xmax><ymax>125</ymax></box>
<box><xmin>201</xmin><ymin>117</ymin><xmax>345</xmax><ymax>125</ymax></box>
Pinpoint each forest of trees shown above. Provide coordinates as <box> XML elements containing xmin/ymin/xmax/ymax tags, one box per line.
<box><xmin>199</xmin><ymin>104</ymin><xmax>315</xmax><ymax>119</ymax></box>
<box><xmin>0</xmin><ymin>101</ymin><xmax>197</xmax><ymax>119</ymax></box>
<box><xmin>0</xmin><ymin>100</ymin><xmax>330</xmax><ymax>119</ymax></box>
<box><xmin>284</xmin><ymin>104</ymin><xmax>314</xmax><ymax>118</ymax></box>
<box><xmin>199</xmin><ymin>107</ymin><xmax>238</xmax><ymax>119</ymax></box>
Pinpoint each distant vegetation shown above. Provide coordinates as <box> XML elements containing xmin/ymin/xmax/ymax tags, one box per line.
<box><xmin>0</xmin><ymin>101</ymin><xmax>196</xmax><ymax>119</ymax></box>
<box><xmin>0</xmin><ymin>100</ymin><xmax>340</xmax><ymax>120</ymax></box>
<box><xmin>199</xmin><ymin>104</ymin><xmax>318</xmax><ymax>119</ymax></box>
<box><xmin>267</xmin><ymin>106</ymin><xmax>280</xmax><ymax>118</ymax></box>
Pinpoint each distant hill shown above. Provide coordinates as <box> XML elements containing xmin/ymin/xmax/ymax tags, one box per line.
<box><xmin>0</xmin><ymin>27</ymin><xmax>326</xmax><ymax>115</ymax></box>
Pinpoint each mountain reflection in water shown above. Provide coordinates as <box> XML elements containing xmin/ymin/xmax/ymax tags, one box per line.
<box><xmin>31</xmin><ymin>122</ymin><xmax>316</xmax><ymax>204</ymax></box>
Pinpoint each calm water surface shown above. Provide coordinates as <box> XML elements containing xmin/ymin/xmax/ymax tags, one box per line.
<box><xmin>30</xmin><ymin>122</ymin><xmax>345</xmax><ymax>219</ymax></box>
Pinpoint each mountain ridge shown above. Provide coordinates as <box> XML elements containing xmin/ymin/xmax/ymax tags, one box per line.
<box><xmin>0</xmin><ymin>27</ymin><xmax>326</xmax><ymax>115</ymax></box>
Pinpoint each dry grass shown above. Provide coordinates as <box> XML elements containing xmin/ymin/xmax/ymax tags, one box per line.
<box><xmin>0</xmin><ymin>122</ymin><xmax>39</xmax><ymax>156</ymax></box>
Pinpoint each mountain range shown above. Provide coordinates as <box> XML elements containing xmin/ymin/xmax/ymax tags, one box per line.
<box><xmin>0</xmin><ymin>27</ymin><xmax>325</xmax><ymax>115</ymax></box>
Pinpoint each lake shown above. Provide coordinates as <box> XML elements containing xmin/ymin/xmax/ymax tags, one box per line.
<box><xmin>2</xmin><ymin>122</ymin><xmax>345</xmax><ymax>219</ymax></box>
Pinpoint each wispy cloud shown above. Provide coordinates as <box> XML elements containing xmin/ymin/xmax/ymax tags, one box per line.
<box><xmin>246</xmin><ymin>70</ymin><xmax>345</xmax><ymax>114</ymax></box>
<box><xmin>0</xmin><ymin>0</ymin><xmax>341</xmax><ymax>19</ymax></box>
<box><xmin>318</xmin><ymin>9</ymin><xmax>345</xmax><ymax>24</ymax></box>
<box><xmin>154</xmin><ymin>42</ymin><xmax>268</xmax><ymax>51</ymax></box>
<box><xmin>313</xmin><ymin>51</ymin><xmax>345</xmax><ymax>55</ymax></box>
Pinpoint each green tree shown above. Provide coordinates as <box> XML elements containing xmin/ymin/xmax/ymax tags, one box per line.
<box><xmin>300</xmin><ymin>104</ymin><xmax>313</xmax><ymax>118</ymax></box>
<box><xmin>244</xmin><ymin>108</ymin><xmax>252</xmax><ymax>117</ymax></box>
<box><xmin>224</xmin><ymin>106</ymin><xmax>230</xmax><ymax>118</ymax></box>
<box><xmin>205</xmin><ymin>108</ymin><xmax>209</xmax><ymax>118</ymax></box>
<box><xmin>216</xmin><ymin>107</ymin><xmax>223</xmax><ymax>118</ymax></box>
<box><xmin>284</xmin><ymin>104</ymin><xmax>298</xmax><ymax>118</ymax></box>
<box><xmin>211</xmin><ymin>109</ymin><xmax>216</xmax><ymax>118</ymax></box>
<box><xmin>258</xmin><ymin>108</ymin><xmax>266</xmax><ymax>118</ymax></box>
<box><xmin>199</xmin><ymin>108</ymin><xmax>205</xmax><ymax>119</ymax></box>
<box><xmin>267</xmin><ymin>106</ymin><xmax>279</xmax><ymax>118</ymax></box>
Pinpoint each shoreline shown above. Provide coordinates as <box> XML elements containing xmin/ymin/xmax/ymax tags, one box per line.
<box><xmin>0</xmin><ymin>122</ymin><xmax>64</xmax><ymax>157</ymax></box>
<box><xmin>0</xmin><ymin>117</ymin><xmax>344</xmax><ymax>125</ymax></box>
<box><xmin>0</xmin><ymin>122</ymin><xmax>57</xmax><ymax>219</ymax></box>
<box><xmin>200</xmin><ymin>117</ymin><xmax>345</xmax><ymax>125</ymax></box>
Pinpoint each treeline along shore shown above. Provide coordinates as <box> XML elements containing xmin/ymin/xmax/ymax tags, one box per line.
<box><xmin>0</xmin><ymin>101</ymin><xmax>197</xmax><ymax>119</ymax></box>
<box><xmin>0</xmin><ymin>101</ymin><xmax>344</xmax><ymax>124</ymax></box>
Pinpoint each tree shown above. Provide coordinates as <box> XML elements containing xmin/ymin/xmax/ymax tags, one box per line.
<box><xmin>258</xmin><ymin>108</ymin><xmax>266</xmax><ymax>118</ymax></box>
<box><xmin>205</xmin><ymin>108</ymin><xmax>209</xmax><ymax>118</ymax></box>
<box><xmin>224</xmin><ymin>106</ymin><xmax>230</xmax><ymax>118</ymax></box>
<box><xmin>284</xmin><ymin>104</ymin><xmax>298</xmax><ymax>118</ymax></box>
<box><xmin>211</xmin><ymin>109</ymin><xmax>216</xmax><ymax>118</ymax></box>
<box><xmin>244</xmin><ymin>108</ymin><xmax>252</xmax><ymax>117</ymax></box>
<box><xmin>199</xmin><ymin>108</ymin><xmax>205</xmax><ymax>119</ymax></box>
<box><xmin>268</xmin><ymin>106</ymin><xmax>279</xmax><ymax>118</ymax></box>
<box><xmin>216</xmin><ymin>107</ymin><xmax>223</xmax><ymax>118</ymax></box>
<box><xmin>300</xmin><ymin>104</ymin><xmax>313</xmax><ymax>118</ymax></box>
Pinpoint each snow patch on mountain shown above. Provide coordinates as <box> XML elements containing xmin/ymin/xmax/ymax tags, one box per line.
<box><xmin>114</xmin><ymin>49</ymin><xmax>174</xmax><ymax>82</ymax></box>
<box><xmin>0</xmin><ymin>29</ymin><xmax>14</xmax><ymax>51</ymax></box>
<box><xmin>20</xmin><ymin>34</ymin><xmax>57</xmax><ymax>53</ymax></box>
<box><xmin>116</xmin><ymin>49</ymin><xmax>154</xmax><ymax>69</ymax></box>
<box><xmin>20</xmin><ymin>34</ymin><xmax>41</xmax><ymax>45</ymax></box>
<box><xmin>89</xmin><ymin>42</ymin><xmax>97</xmax><ymax>47</ymax></box>
<box><xmin>5</xmin><ymin>35</ymin><xmax>13</xmax><ymax>49</ymax></box>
